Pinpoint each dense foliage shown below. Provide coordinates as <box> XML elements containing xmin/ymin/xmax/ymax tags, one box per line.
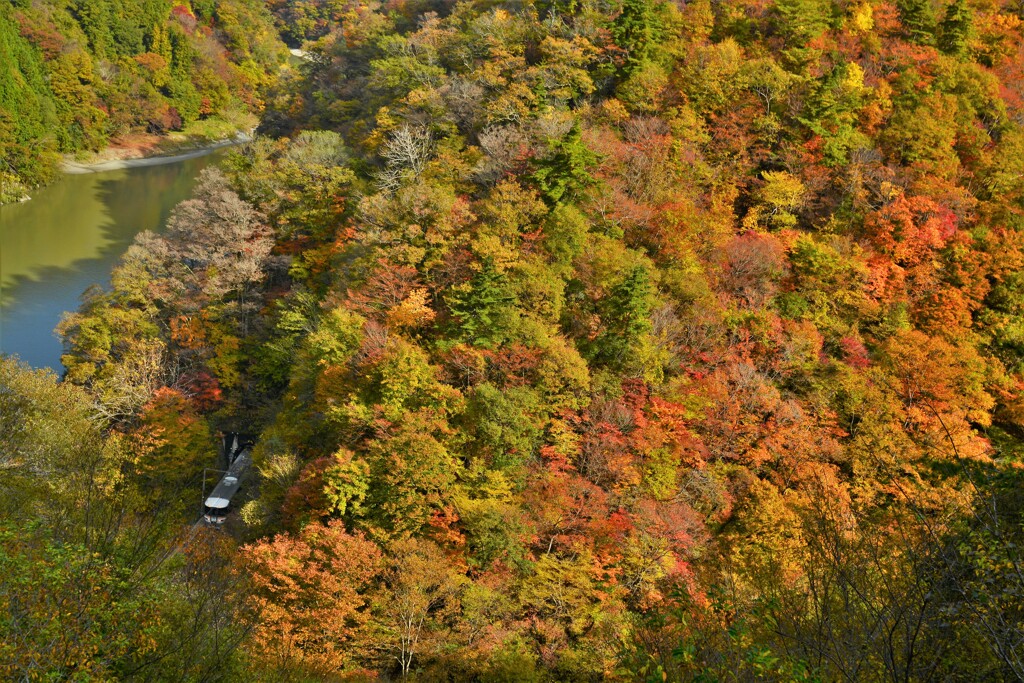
<box><xmin>0</xmin><ymin>359</ymin><xmax>251</xmax><ymax>681</ymax></box>
<box><xmin>0</xmin><ymin>0</ymin><xmax>285</xmax><ymax>202</ymax></box>
<box><xmin>6</xmin><ymin>0</ymin><xmax>1024</xmax><ymax>678</ymax></box>
<box><xmin>266</xmin><ymin>0</ymin><xmax>348</xmax><ymax>45</ymax></box>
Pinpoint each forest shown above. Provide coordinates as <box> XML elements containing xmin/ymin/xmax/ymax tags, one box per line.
<box><xmin>3</xmin><ymin>0</ymin><xmax>1024</xmax><ymax>679</ymax></box>
<box><xmin>0</xmin><ymin>0</ymin><xmax>284</xmax><ymax>202</ymax></box>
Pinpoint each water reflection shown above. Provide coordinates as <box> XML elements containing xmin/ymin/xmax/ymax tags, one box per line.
<box><xmin>0</xmin><ymin>151</ymin><xmax>225</xmax><ymax>370</ymax></box>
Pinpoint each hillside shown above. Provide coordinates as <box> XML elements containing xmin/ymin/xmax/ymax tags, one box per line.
<box><xmin>4</xmin><ymin>0</ymin><xmax>1024</xmax><ymax>679</ymax></box>
<box><xmin>0</xmin><ymin>0</ymin><xmax>285</xmax><ymax>202</ymax></box>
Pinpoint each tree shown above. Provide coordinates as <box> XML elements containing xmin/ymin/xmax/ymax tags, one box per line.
<box><xmin>0</xmin><ymin>358</ymin><xmax>106</xmax><ymax>522</ymax></box>
<box><xmin>0</xmin><ymin>526</ymin><xmax>158</xmax><ymax>681</ymax></box>
<box><xmin>366</xmin><ymin>410</ymin><xmax>461</xmax><ymax>536</ymax></box>
<box><xmin>373</xmin><ymin>537</ymin><xmax>464</xmax><ymax>677</ymax></box>
<box><xmin>531</xmin><ymin>123</ymin><xmax>600</xmax><ymax>206</ymax></box>
<box><xmin>447</xmin><ymin>259</ymin><xmax>517</xmax><ymax>347</ymax></box>
<box><xmin>464</xmin><ymin>383</ymin><xmax>544</xmax><ymax>470</ymax></box>
<box><xmin>161</xmin><ymin>168</ymin><xmax>273</xmax><ymax>324</ymax></box>
<box><xmin>774</xmin><ymin>0</ymin><xmax>832</xmax><ymax>44</ymax></box>
<box><xmin>136</xmin><ymin>387</ymin><xmax>214</xmax><ymax>496</ymax></box>
<box><xmin>938</xmin><ymin>0</ymin><xmax>973</xmax><ymax>56</ymax></box>
<box><xmin>591</xmin><ymin>264</ymin><xmax>655</xmax><ymax>368</ymax></box>
<box><xmin>611</xmin><ymin>0</ymin><xmax>663</xmax><ymax>75</ymax></box>
<box><xmin>897</xmin><ymin>0</ymin><xmax>937</xmax><ymax>44</ymax></box>
<box><xmin>378</xmin><ymin>125</ymin><xmax>434</xmax><ymax>191</ymax></box>
<box><xmin>242</xmin><ymin>519</ymin><xmax>382</xmax><ymax>676</ymax></box>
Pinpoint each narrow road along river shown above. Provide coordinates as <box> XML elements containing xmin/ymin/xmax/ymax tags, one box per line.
<box><xmin>0</xmin><ymin>149</ymin><xmax>228</xmax><ymax>370</ymax></box>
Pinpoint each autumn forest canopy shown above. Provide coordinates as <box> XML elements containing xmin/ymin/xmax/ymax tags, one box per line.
<box><xmin>0</xmin><ymin>0</ymin><xmax>284</xmax><ymax>201</ymax></box>
<box><xmin>4</xmin><ymin>0</ymin><xmax>1024</xmax><ymax>679</ymax></box>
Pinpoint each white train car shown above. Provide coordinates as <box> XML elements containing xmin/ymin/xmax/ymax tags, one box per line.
<box><xmin>203</xmin><ymin>437</ymin><xmax>252</xmax><ymax>525</ymax></box>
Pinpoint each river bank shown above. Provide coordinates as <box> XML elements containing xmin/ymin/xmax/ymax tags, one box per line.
<box><xmin>62</xmin><ymin>132</ymin><xmax>252</xmax><ymax>175</ymax></box>
<box><xmin>1</xmin><ymin>114</ymin><xmax>257</xmax><ymax>204</ymax></box>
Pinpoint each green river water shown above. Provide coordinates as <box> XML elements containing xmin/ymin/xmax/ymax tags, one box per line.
<box><xmin>0</xmin><ymin>150</ymin><xmax>226</xmax><ymax>370</ymax></box>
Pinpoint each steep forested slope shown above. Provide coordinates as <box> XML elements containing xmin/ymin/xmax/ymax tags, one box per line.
<box><xmin>6</xmin><ymin>0</ymin><xmax>1024</xmax><ymax>679</ymax></box>
<box><xmin>0</xmin><ymin>0</ymin><xmax>284</xmax><ymax>202</ymax></box>
<box><xmin>266</xmin><ymin>0</ymin><xmax>347</xmax><ymax>44</ymax></box>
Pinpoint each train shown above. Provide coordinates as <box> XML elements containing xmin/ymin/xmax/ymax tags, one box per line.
<box><xmin>202</xmin><ymin>433</ymin><xmax>252</xmax><ymax>525</ymax></box>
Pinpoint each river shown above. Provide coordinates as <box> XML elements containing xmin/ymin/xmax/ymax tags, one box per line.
<box><xmin>0</xmin><ymin>150</ymin><xmax>227</xmax><ymax>370</ymax></box>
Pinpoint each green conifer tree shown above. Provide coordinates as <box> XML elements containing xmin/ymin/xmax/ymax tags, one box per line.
<box><xmin>898</xmin><ymin>0</ymin><xmax>937</xmax><ymax>45</ymax></box>
<box><xmin>938</xmin><ymin>0</ymin><xmax>972</xmax><ymax>55</ymax></box>
<box><xmin>592</xmin><ymin>265</ymin><xmax>654</xmax><ymax>367</ymax></box>
<box><xmin>448</xmin><ymin>259</ymin><xmax>516</xmax><ymax>347</ymax></box>
<box><xmin>531</xmin><ymin>123</ymin><xmax>599</xmax><ymax>207</ymax></box>
<box><xmin>611</xmin><ymin>0</ymin><xmax>662</xmax><ymax>75</ymax></box>
<box><xmin>774</xmin><ymin>0</ymin><xmax>832</xmax><ymax>43</ymax></box>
